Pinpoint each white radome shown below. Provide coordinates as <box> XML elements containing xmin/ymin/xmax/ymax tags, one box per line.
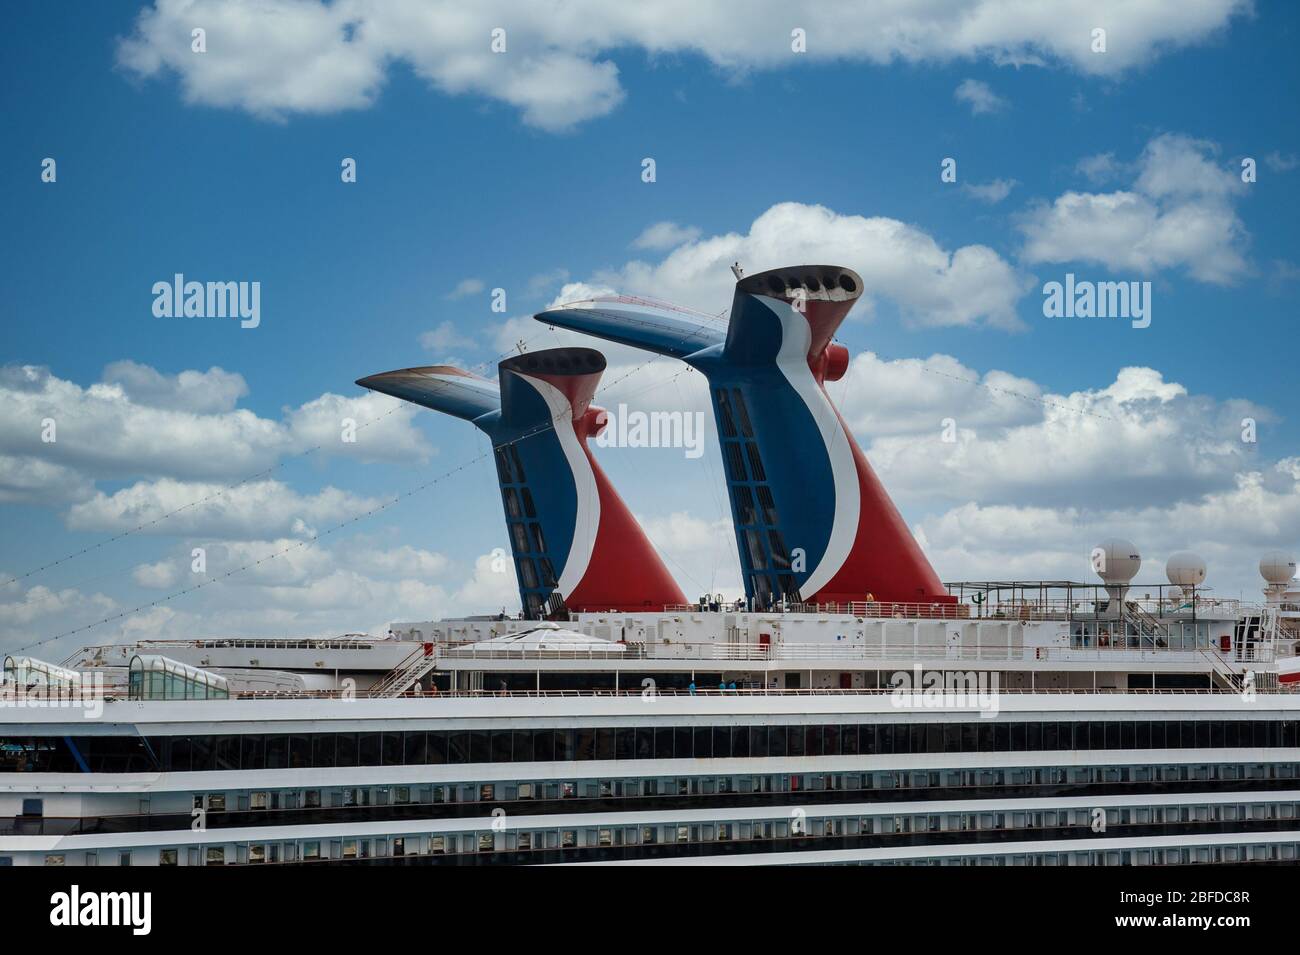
<box><xmin>1165</xmin><ymin>551</ymin><xmax>1207</xmax><ymax>589</ymax></box>
<box><xmin>1093</xmin><ymin>538</ymin><xmax>1141</xmax><ymax>584</ymax></box>
<box><xmin>1259</xmin><ymin>551</ymin><xmax>1297</xmax><ymax>585</ymax></box>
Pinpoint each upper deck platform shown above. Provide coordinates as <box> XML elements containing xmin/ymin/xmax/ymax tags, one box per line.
<box><xmin>21</xmin><ymin>580</ymin><xmax>1293</xmax><ymax>704</ymax></box>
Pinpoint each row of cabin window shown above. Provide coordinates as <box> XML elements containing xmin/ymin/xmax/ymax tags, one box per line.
<box><xmin>3</xmin><ymin>719</ymin><xmax>1299</xmax><ymax>773</ymax></box>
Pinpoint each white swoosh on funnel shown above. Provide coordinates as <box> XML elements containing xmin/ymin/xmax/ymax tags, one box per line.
<box><xmin>762</xmin><ymin>296</ymin><xmax>859</xmax><ymax>599</ymax></box>
<box><xmin>513</xmin><ymin>372</ymin><xmax>601</xmax><ymax>599</ymax></box>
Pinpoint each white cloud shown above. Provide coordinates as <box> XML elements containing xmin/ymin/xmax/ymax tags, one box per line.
<box><xmin>1133</xmin><ymin>133</ymin><xmax>1245</xmax><ymax>201</ymax></box>
<box><xmin>632</xmin><ymin>221</ymin><xmax>702</xmax><ymax>251</ymax></box>
<box><xmin>1263</xmin><ymin>151</ymin><xmax>1299</xmax><ymax>173</ymax></box>
<box><xmin>449</xmin><ymin>550</ymin><xmax>520</xmax><ymax>613</ymax></box>
<box><xmin>920</xmin><ymin>457</ymin><xmax>1300</xmax><ymax>597</ymax></box>
<box><xmin>954</xmin><ymin>78</ymin><xmax>1007</xmax><ymax>115</ymax></box>
<box><xmin>963</xmin><ymin>178</ymin><xmax>1018</xmax><ymax>203</ymax></box>
<box><xmin>281</xmin><ymin>389</ymin><xmax>435</xmax><ymax>462</ymax></box>
<box><xmin>0</xmin><ymin>534</ymin><xmax>484</xmax><ymax>654</ymax></box>
<box><xmin>525</xmin><ymin>268</ymin><xmax>570</xmax><ymax>298</ymax></box>
<box><xmin>445</xmin><ymin>278</ymin><xmax>485</xmax><ymax>299</ymax></box>
<box><xmin>827</xmin><ymin>351</ymin><xmax>1042</xmax><ymax>437</ymax></box>
<box><xmin>346</xmin><ymin>543</ymin><xmax>453</xmax><ymax>579</ymax></box>
<box><xmin>0</xmin><ymin>455</ymin><xmax>94</xmax><ymax>505</ymax></box>
<box><xmin>2</xmin><ymin>363</ymin><xmax>278</xmax><ymax>483</ymax></box>
<box><xmin>132</xmin><ymin>536</ymin><xmax>456</xmax><ymax>597</ymax></box>
<box><xmin>0</xmin><ymin>572</ymin><xmax>119</xmax><ymax>659</ymax></box>
<box><xmin>66</xmin><ymin>478</ymin><xmax>385</xmax><ymax>540</ymax></box>
<box><xmin>553</xmin><ymin>202</ymin><xmax>1031</xmax><ymax>330</ymax></box>
<box><xmin>419</xmin><ymin>320</ymin><xmax>477</xmax><ymax>352</ymax></box>
<box><xmin>101</xmin><ymin>360</ymin><xmax>249</xmax><ymax>413</ymax></box>
<box><xmin>637</xmin><ymin>511</ymin><xmax>743</xmax><ymax>598</ymax></box>
<box><xmin>1270</xmin><ymin>259</ymin><xmax>1300</xmax><ymax>285</ymax></box>
<box><xmin>0</xmin><ymin>363</ymin><xmax>433</xmax><ymax>502</ymax></box>
<box><xmin>116</xmin><ymin>1</ymin><xmax>1250</xmax><ymax>130</ymax></box>
<box><xmin>0</xmin><ymin>580</ymin><xmax>115</xmax><ymax>629</ymax></box>
<box><xmin>1076</xmin><ymin>152</ymin><xmax>1123</xmax><ymax>184</ymax></box>
<box><xmin>1020</xmin><ymin>133</ymin><xmax>1251</xmax><ymax>284</ymax></box>
<box><xmin>864</xmin><ymin>366</ymin><xmax>1270</xmax><ymax>512</ymax></box>
<box><xmin>133</xmin><ymin>560</ymin><xmax>180</xmax><ymax>589</ymax></box>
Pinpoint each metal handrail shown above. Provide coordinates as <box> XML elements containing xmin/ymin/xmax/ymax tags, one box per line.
<box><xmin>665</xmin><ymin>597</ymin><xmax>1260</xmax><ymax>621</ymax></box>
<box><xmin>3</xmin><ymin>684</ymin><xmax>1291</xmax><ymax>705</ymax></box>
<box><xmin>369</xmin><ymin>644</ymin><xmax>433</xmax><ymax>697</ymax></box>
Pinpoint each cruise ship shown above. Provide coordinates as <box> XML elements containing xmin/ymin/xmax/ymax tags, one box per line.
<box><xmin>3</xmin><ymin>264</ymin><xmax>1299</xmax><ymax>868</ymax></box>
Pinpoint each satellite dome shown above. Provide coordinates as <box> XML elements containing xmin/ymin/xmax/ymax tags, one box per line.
<box><xmin>1092</xmin><ymin>538</ymin><xmax>1141</xmax><ymax>584</ymax></box>
<box><xmin>1166</xmin><ymin>585</ymin><xmax>1183</xmax><ymax>602</ymax></box>
<box><xmin>1165</xmin><ymin>551</ymin><xmax>1207</xmax><ymax>588</ymax></box>
<box><xmin>1260</xmin><ymin>551</ymin><xmax>1297</xmax><ymax>585</ymax></box>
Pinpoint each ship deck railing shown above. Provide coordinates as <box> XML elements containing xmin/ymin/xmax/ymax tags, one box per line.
<box><xmin>666</xmin><ymin>596</ymin><xmax>1257</xmax><ymax>622</ymax></box>
<box><xmin>108</xmin><ymin>637</ymin><xmax>378</xmax><ymax>652</ymax></box>
<box><xmin>1</xmin><ymin>684</ymin><xmax>1293</xmax><ymax>705</ymax></box>
<box><xmin>58</xmin><ymin>637</ymin><xmax>383</xmax><ymax>668</ymax></box>
<box><xmin>403</xmin><ymin>685</ymin><xmax>1298</xmax><ymax>698</ymax></box>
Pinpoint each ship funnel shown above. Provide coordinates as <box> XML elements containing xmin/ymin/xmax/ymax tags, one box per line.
<box><xmin>536</xmin><ymin>264</ymin><xmax>953</xmax><ymax>609</ymax></box>
<box><xmin>358</xmin><ymin>348</ymin><xmax>686</xmax><ymax>617</ymax></box>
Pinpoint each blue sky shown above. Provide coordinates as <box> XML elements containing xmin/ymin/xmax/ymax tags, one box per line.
<box><xmin>2</xmin><ymin>1</ymin><xmax>1297</xmax><ymax>654</ymax></box>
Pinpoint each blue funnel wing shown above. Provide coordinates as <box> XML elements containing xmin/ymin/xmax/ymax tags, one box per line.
<box><xmin>355</xmin><ymin>366</ymin><xmax>500</xmax><ymax>424</ymax></box>
<box><xmin>536</xmin><ymin>298</ymin><xmax>725</xmax><ymax>359</ymax></box>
